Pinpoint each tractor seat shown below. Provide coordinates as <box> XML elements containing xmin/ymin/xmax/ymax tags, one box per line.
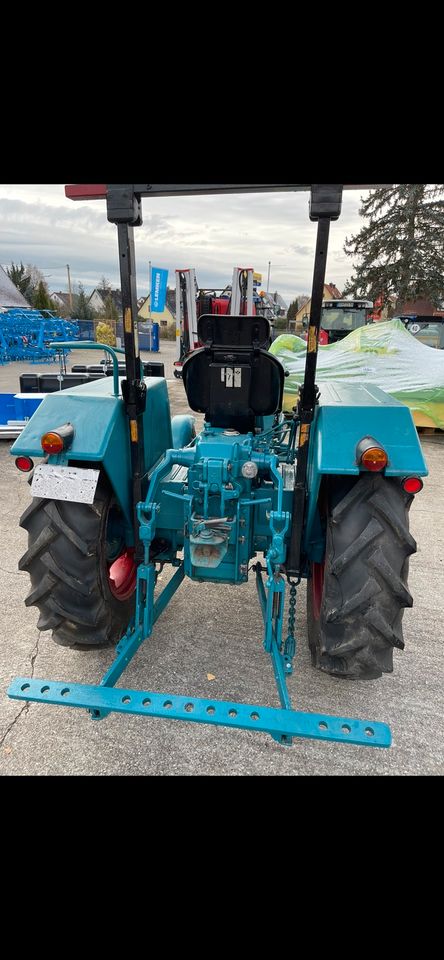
<box><xmin>182</xmin><ymin>315</ymin><xmax>285</xmax><ymax>433</ymax></box>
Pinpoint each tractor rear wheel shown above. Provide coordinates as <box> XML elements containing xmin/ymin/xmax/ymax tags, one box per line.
<box><xmin>19</xmin><ymin>478</ymin><xmax>136</xmax><ymax>648</ymax></box>
<box><xmin>307</xmin><ymin>474</ymin><xmax>417</xmax><ymax>680</ymax></box>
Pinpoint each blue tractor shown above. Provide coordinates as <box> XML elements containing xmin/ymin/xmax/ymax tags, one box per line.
<box><xmin>8</xmin><ymin>184</ymin><xmax>428</xmax><ymax>748</ymax></box>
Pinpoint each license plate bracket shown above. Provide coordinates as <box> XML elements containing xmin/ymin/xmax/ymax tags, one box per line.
<box><xmin>31</xmin><ymin>464</ymin><xmax>100</xmax><ymax>504</ymax></box>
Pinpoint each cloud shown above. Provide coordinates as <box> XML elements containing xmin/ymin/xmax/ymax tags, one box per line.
<box><xmin>289</xmin><ymin>244</ymin><xmax>313</xmax><ymax>257</ymax></box>
<box><xmin>0</xmin><ymin>184</ymin><xmax>368</xmax><ymax>301</ymax></box>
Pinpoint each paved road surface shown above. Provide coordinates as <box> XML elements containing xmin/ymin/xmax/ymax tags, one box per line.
<box><xmin>0</xmin><ymin>348</ymin><xmax>442</xmax><ymax>775</ymax></box>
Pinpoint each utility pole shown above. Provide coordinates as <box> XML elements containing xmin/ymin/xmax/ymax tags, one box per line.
<box><xmin>67</xmin><ymin>264</ymin><xmax>73</xmax><ymax>312</ymax></box>
<box><xmin>267</xmin><ymin>261</ymin><xmax>271</xmax><ymax>294</ymax></box>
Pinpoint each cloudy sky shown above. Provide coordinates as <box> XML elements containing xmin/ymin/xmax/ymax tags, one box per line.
<box><xmin>0</xmin><ymin>184</ymin><xmax>370</xmax><ymax>304</ymax></box>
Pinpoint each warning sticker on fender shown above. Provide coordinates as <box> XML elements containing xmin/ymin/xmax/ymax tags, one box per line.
<box><xmin>31</xmin><ymin>465</ymin><xmax>100</xmax><ymax>504</ymax></box>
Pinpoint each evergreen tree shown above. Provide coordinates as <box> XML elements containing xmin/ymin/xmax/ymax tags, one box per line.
<box><xmin>68</xmin><ymin>293</ymin><xmax>81</xmax><ymax>318</ymax></box>
<box><xmin>7</xmin><ymin>262</ymin><xmax>48</xmax><ymax>305</ymax></box>
<box><xmin>101</xmin><ymin>294</ymin><xmax>119</xmax><ymax>323</ymax></box>
<box><xmin>76</xmin><ymin>282</ymin><xmax>94</xmax><ymax>321</ymax></box>
<box><xmin>7</xmin><ymin>262</ymin><xmax>33</xmax><ymax>302</ymax></box>
<box><xmin>287</xmin><ymin>299</ymin><xmax>299</xmax><ymax>324</ymax></box>
<box><xmin>33</xmin><ymin>280</ymin><xmax>52</xmax><ymax>311</ymax></box>
<box><xmin>343</xmin><ymin>184</ymin><xmax>444</xmax><ymax>310</ymax></box>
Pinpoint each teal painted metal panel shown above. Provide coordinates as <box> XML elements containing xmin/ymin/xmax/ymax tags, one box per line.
<box><xmin>11</xmin><ymin>389</ymin><xmax>121</xmax><ymax>461</ymax></box>
<box><xmin>314</xmin><ymin>405</ymin><xmax>428</xmax><ymax>477</ymax></box>
<box><xmin>142</xmin><ymin>379</ymin><xmax>173</xmax><ymax>471</ymax></box>
<box><xmin>316</xmin><ymin>381</ymin><xmax>402</xmax><ymax>408</ymax></box>
<box><xmin>171</xmin><ymin>414</ymin><xmax>195</xmax><ymax>450</ymax></box>
<box><xmin>304</xmin><ymin>381</ymin><xmax>429</xmax><ymax>557</ymax></box>
<box><xmin>311</xmin><ymin>382</ymin><xmax>428</xmax><ymax>476</ymax></box>
<box><xmin>11</xmin><ymin>377</ymin><xmax>173</xmax><ymax>527</ymax></box>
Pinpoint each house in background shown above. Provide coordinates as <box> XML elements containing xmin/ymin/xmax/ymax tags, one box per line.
<box><xmin>291</xmin><ymin>283</ymin><xmax>342</xmax><ymax>332</ymax></box>
<box><xmin>396</xmin><ymin>297</ymin><xmax>437</xmax><ymax>317</ymax></box>
<box><xmin>51</xmin><ymin>291</ymin><xmax>73</xmax><ymax>314</ymax></box>
<box><xmin>0</xmin><ymin>264</ymin><xmax>31</xmax><ymax>311</ymax></box>
<box><xmin>138</xmin><ymin>292</ymin><xmax>176</xmax><ymax>338</ymax></box>
<box><xmin>259</xmin><ymin>291</ymin><xmax>288</xmax><ymax>318</ymax></box>
<box><xmin>88</xmin><ymin>288</ymin><xmax>123</xmax><ymax>318</ymax></box>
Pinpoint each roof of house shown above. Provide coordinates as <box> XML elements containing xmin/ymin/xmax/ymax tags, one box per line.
<box><xmin>0</xmin><ymin>265</ymin><xmax>31</xmax><ymax>309</ymax></box>
<box><xmin>166</xmin><ymin>288</ymin><xmax>176</xmax><ymax>315</ymax></box>
<box><xmin>261</xmin><ymin>291</ymin><xmax>288</xmax><ymax>311</ymax></box>
<box><xmin>88</xmin><ymin>288</ymin><xmax>123</xmax><ymax>312</ymax></box>
<box><xmin>325</xmin><ymin>283</ymin><xmax>342</xmax><ymax>299</ymax></box>
<box><xmin>294</xmin><ymin>284</ymin><xmax>343</xmax><ymax>320</ymax></box>
<box><xmin>51</xmin><ymin>291</ymin><xmax>72</xmax><ymax>307</ymax></box>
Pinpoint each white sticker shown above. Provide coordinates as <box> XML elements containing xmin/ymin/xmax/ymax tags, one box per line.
<box><xmin>280</xmin><ymin>463</ymin><xmax>296</xmax><ymax>491</ymax></box>
<box><xmin>221</xmin><ymin>368</ymin><xmax>225</xmax><ymax>382</ymax></box>
<box><xmin>31</xmin><ymin>465</ymin><xmax>100</xmax><ymax>504</ymax></box>
<box><xmin>226</xmin><ymin>367</ymin><xmax>234</xmax><ymax>388</ymax></box>
<box><xmin>234</xmin><ymin>368</ymin><xmax>242</xmax><ymax>388</ymax></box>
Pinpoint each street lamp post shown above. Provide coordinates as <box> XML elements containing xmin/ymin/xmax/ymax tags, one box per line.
<box><xmin>267</xmin><ymin>261</ymin><xmax>271</xmax><ymax>294</ymax></box>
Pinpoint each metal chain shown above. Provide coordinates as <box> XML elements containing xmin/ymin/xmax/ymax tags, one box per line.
<box><xmin>284</xmin><ymin>581</ymin><xmax>298</xmax><ymax>661</ymax></box>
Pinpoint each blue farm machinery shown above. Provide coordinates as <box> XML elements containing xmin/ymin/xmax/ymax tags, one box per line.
<box><xmin>0</xmin><ymin>309</ymin><xmax>80</xmax><ymax>363</ymax></box>
<box><xmin>8</xmin><ymin>184</ymin><xmax>428</xmax><ymax>748</ymax></box>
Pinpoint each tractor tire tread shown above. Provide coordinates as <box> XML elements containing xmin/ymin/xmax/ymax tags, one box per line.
<box><xmin>19</xmin><ymin>481</ymin><xmax>134</xmax><ymax>648</ymax></box>
<box><xmin>308</xmin><ymin>475</ymin><xmax>415</xmax><ymax>680</ymax></box>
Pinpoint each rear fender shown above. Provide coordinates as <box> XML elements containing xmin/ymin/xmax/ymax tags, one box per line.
<box><xmin>11</xmin><ymin>377</ymin><xmax>173</xmax><ymax>528</ymax></box>
<box><xmin>304</xmin><ymin>382</ymin><xmax>428</xmax><ymax>559</ymax></box>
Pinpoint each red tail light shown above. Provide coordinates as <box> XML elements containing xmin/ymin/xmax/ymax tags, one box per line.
<box><xmin>15</xmin><ymin>456</ymin><xmax>34</xmax><ymax>473</ymax></box>
<box><xmin>402</xmin><ymin>477</ymin><xmax>423</xmax><ymax>494</ymax></box>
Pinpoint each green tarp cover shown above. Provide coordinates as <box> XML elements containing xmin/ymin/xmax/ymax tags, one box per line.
<box><xmin>270</xmin><ymin>319</ymin><xmax>444</xmax><ymax>428</ymax></box>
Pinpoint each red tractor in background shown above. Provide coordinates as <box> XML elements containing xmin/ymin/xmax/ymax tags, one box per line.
<box><xmin>174</xmin><ymin>267</ymin><xmax>272</xmax><ymax>378</ymax></box>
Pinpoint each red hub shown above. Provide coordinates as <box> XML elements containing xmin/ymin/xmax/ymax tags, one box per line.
<box><xmin>108</xmin><ymin>549</ymin><xmax>136</xmax><ymax>601</ymax></box>
<box><xmin>311</xmin><ymin>561</ymin><xmax>325</xmax><ymax>621</ymax></box>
